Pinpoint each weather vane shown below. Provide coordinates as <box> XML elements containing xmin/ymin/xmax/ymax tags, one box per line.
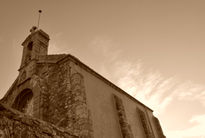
<box><xmin>37</xmin><ymin>10</ymin><xmax>42</xmax><ymax>29</ymax></box>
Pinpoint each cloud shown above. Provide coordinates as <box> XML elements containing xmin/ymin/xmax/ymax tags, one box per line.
<box><xmin>89</xmin><ymin>36</ymin><xmax>122</xmax><ymax>63</ymax></box>
<box><xmin>173</xmin><ymin>81</ymin><xmax>205</xmax><ymax>107</ymax></box>
<box><xmin>88</xmin><ymin>36</ymin><xmax>123</xmax><ymax>81</ymax></box>
<box><xmin>114</xmin><ymin>61</ymin><xmax>176</xmax><ymax>115</ymax></box>
<box><xmin>166</xmin><ymin>114</ymin><xmax>205</xmax><ymax>138</ymax></box>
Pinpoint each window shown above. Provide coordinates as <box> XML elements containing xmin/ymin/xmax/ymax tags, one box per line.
<box><xmin>28</xmin><ymin>42</ymin><xmax>33</xmax><ymax>51</ymax></box>
<box><xmin>113</xmin><ymin>94</ymin><xmax>134</xmax><ymax>138</ymax></box>
<box><xmin>137</xmin><ymin>108</ymin><xmax>153</xmax><ymax>138</ymax></box>
<box><xmin>25</xmin><ymin>42</ymin><xmax>33</xmax><ymax>62</ymax></box>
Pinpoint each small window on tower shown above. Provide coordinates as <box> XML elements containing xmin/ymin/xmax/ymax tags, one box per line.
<box><xmin>25</xmin><ymin>42</ymin><xmax>33</xmax><ymax>62</ymax></box>
<box><xmin>28</xmin><ymin>42</ymin><xmax>33</xmax><ymax>51</ymax></box>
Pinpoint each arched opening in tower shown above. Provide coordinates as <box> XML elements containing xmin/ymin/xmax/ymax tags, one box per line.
<box><xmin>12</xmin><ymin>89</ymin><xmax>33</xmax><ymax>115</ymax></box>
<box><xmin>25</xmin><ymin>41</ymin><xmax>33</xmax><ymax>62</ymax></box>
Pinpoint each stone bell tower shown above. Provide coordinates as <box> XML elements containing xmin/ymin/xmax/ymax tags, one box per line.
<box><xmin>20</xmin><ymin>26</ymin><xmax>49</xmax><ymax>68</ymax></box>
<box><xmin>18</xmin><ymin>26</ymin><xmax>50</xmax><ymax>86</ymax></box>
<box><xmin>11</xmin><ymin>27</ymin><xmax>50</xmax><ymax>118</ymax></box>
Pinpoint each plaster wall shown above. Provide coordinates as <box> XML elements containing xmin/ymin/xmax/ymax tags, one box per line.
<box><xmin>69</xmin><ymin>61</ymin><xmax>157</xmax><ymax>138</ymax></box>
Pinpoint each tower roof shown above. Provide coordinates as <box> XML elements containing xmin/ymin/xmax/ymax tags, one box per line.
<box><xmin>22</xmin><ymin>28</ymin><xmax>49</xmax><ymax>46</ymax></box>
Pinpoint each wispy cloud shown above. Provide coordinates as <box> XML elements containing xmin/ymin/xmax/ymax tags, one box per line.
<box><xmin>113</xmin><ymin>61</ymin><xmax>176</xmax><ymax>115</ymax></box>
<box><xmin>89</xmin><ymin>36</ymin><xmax>122</xmax><ymax>63</ymax></box>
<box><xmin>167</xmin><ymin>114</ymin><xmax>205</xmax><ymax>138</ymax></box>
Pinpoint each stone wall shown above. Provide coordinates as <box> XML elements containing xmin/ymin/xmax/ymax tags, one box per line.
<box><xmin>1</xmin><ymin>57</ymin><xmax>94</xmax><ymax>138</ymax></box>
<box><xmin>72</xmin><ymin>57</ymin><xmax>158</xmax><ymax>137</ymax></box>
<box><xmin>36</xmin><ymin>60</ymin><xmax>93</xmax><ymax>138</ymax></box>
<box><xmin>0</xmin><ymin>103</ymin><xmax>77</xmax><ymax>138</ymax></box>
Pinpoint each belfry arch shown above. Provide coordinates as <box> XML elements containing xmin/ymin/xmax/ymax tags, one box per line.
<box><xmin>25</xmin><ymin>41</ymin><xmax>33</xmax><ymax>62</ymax></box>
<box><xmin>12</xmin><ymin>89</ymin><xmax>33</xmax><ymax>115</ymax></box>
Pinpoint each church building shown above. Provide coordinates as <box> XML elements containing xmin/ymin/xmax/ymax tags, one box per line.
<box><xmin>0</xmin><ymin>27</ymin><xmax>165</xmax><ymax>138</ymax></box>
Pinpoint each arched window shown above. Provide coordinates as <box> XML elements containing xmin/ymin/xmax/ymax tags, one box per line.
<box><xmin>12</xmin><ymin>89</ymin><xmax>33</xmax><ymax>115</ymax></box>
<box><xmin>28</xmin><ymin>41</ymin><xmax>33</xmax><ymax>51</ymax></box>
<box><xmin>25</xmin><ymin>42</ymin><xmax>33</xmax><ymax>62</ymax></box>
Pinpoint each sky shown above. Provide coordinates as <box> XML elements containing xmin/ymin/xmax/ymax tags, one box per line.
<box><xmin>0</xmin><ymin>0</ymin><xmax>205</xmax><ymax>137</ymax></box>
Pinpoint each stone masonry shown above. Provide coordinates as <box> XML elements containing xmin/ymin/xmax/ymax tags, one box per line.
<box><xmin>0</xmin><ymin>103</ymin><xmax>77</xmax><ymax>138</ymax></box>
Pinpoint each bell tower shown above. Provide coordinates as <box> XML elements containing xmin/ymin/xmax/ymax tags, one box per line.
<box><xmin>18</xmin><ymin>26</ymin><xmax>50</xmax><ymax>86</ymax></box>
<box><xmin>20</xmin><ymin>26</ymin><xmax>50</xmax><ymax>68</ymax></box>
<box><xmin>15</xmin><ymin>27</ymin><xmax>50</xmax><ymax>117</ymax></box>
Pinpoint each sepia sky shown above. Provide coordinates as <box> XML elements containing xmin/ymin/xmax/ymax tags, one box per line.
<box><xmin>1</xmin><ymin>0</ymin><xmax>205</xmax><ymax>137</ymax></box>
